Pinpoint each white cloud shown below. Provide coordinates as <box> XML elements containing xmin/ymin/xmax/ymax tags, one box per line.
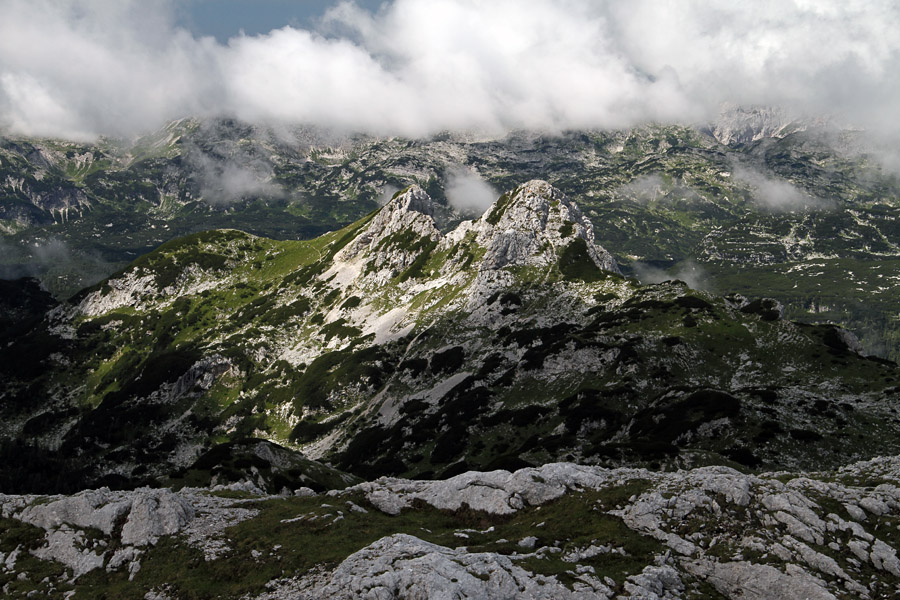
<box><xmin>0</xmin><ymin>0</ymin><xmax>220</xmax><ymax>139</ymax></box>
<box><xmin>183</xmin><ymin>141</ymin><xmax>284</xmax><ymax>205</ymax></box>
<box><xmin>617</xmin><ymin>174</ymin><xmax>705</xmax><ymax>204</ymax></box>
<box><xmin>0</xmin><ymin>0</ymin><xmax>898</xmax><ymax>140</ymax></box>
<box><xmin>444</xmin><ymin>168</ymin><xmax>498</xmax><ymax>215</ymax></box>
<box><xmin>377</xmin><ymin>185</ymin><xmax>400</xmax><ymax>206</ymax></box>
<box><xmin>731</xmin><ymin>165</ymin><xmax>829</xmax><ymax>212</ymax></box>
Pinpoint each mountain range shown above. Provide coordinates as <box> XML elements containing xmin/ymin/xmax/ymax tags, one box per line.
<box><xmin>2</xmin><ymin>110</ymin><xmax>900</xmax><ymax>360</ymax></box>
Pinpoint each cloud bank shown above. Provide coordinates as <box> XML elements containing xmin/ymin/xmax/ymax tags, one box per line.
<box><xmin>0</xmin><ymin>0</ymin><xmax>898</xmax><ymax>140</ymax></box>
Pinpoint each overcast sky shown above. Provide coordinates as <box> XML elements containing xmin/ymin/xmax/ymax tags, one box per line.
<box><xmin>0</xmin><ymin>0</ymin><xmax>898</xmax><ymax>140</ymax></box>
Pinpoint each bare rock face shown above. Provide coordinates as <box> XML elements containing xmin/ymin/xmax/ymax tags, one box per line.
<box><xmin>343</xmin><ymin>463</ymin><xmax>650</xmax><ymax>516</ymax></box>
<box><xmin>165</xmin><ymin>355</ymin><xmax>236</xmax><ymax>407</ymax></box>
<box><xmin>308</xmin><ymin>533</ymin><xmax>616</xmax><ymax>600</ymax></box>
<box><xmin>33</xmin><ymin>526</ymin><xmax>106</xmax><ymax>578</ymax></box>
<box><xmin>622</xmin><ymin>565</ymin><xmax>685</xmax><ymax>599</ymax></box>
<box><xmin>5</xmin><ymin>487</ymin><xmax>195</xmax><ymax>579</ymax></box>
<box><xmin>120</xmin><ymin>489</ymin><xmax>195</xmax><ymax>547</ymax></box>
<box><xmin>476</xmin><ymin>180</ymin><xmax>620</xmax><ymax>275</ymax></box>
<box><xmin>334</xmin><ymin>459</ymin><xmax>900</xmax><ymax>599</ymax></box>
<box><xmin>322</xmin><ymin>184</ymin><xmax>444</xmax><ymax>295</ymax></box>
<box><xmin>704</xmin><ymin>105</ymin><xmax>801</xmax><ymax>146</ymax></box>
<box><xmin>25</xmin><ymin>186</ymin><xmax>91</xmax><ymax>215</ymax></box>
<box><xmin>339</xmin><ymin>185</ymin><xmax>441</xmax><ymax>265</ymax></box>
<box><xmin>18</xmin><ymin>488</ymin><xmax>132</xmax><ymax>535</ymax></box>
<box><xmin>339</xmin><ymin>180</ymin><xmax>619</xmax><ymax>286</ymax></box>
<box><xmin>685</xmin><ymin>560</ymin><xmax>838</xmax><ymax>600</ymax></box>
<box><xmin>312</xmin><ymin>179</ymin><xmax>622</xmax><ymax>350</ymax></box>
<box><xmin>31</xmin><ymin>526</ymin><xmax>107</xmax><ymax>578</ymax></box>
<box><xmin>2</xmin><ymin>458</ymin><xmax>900</xmax><ymax>596</ymax></box>
<box><xmin>74</xmin><ymin>270</ymin><xmax>159</xmax><ymax>317</ymax></box>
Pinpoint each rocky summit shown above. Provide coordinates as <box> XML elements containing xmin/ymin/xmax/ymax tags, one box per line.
<box><xmin>0</xmin><ymin>180</ymin><xmax>899</xmax><ymax>597</ymax></box>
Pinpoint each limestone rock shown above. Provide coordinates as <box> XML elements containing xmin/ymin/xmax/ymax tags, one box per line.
<box><xmin>74</xmin><ymin>270</ymin><xmax>161</xmax><ymax>317</ymax></box>
<box><xmin>11</xmin><ymin>487</ymin><xmax>195</xmax><ymax>580</ymax></box>
<box><xmin>120</xmin><ymin>489</ymin><xmax>195</xmax><ymax>546</ymax></box>
<box><xmin>30</xmin><ymin>526</ymin><xmax>106</xmax><ymax>579</ymax></box>
<box><xmin>308</xmin><ymin>533</ymin><xmax>612</xmax><ymax>600</ymax></box>
<box><xmin>704</xmin><ymin>105</ymin><xmax>800</xmax><ymax>146</ymax></box>
<box><xmin>870</xmin><ymin>539</ymin><xmax>900</xmax><ymax>576</ymax></box>
<box><xmin>4</xmin><ymin>457</ymin><xmax>900</xmax><ymax>597</ymax></box>
<box><xmin>18</xmin><ymin>488</ymin><xmax>131</xmax><ymax>535</ymax></box>
<box><xmin>349</xmin><ymin>463</ymin><xmax>650</xmax><ymax>516</ymax></box>
<box><xmin>339</xmin><ymin>185</ymin><xmax>440</xmax><ymax>265</ymax></box>
<box><xmin>687</xmin><ymin>559</ymin><xmax>837</xmax><ymax>600</ymax></box>
<box><xmin>107</xmin><ymin>547</ymin><xmax>141</xmax><ymax>572</ymax></box>
<box><xmin>621</xmin><ymin>564</ymin><xmax>684</xmax><ymax>600</ymax></box>
<box><xmin>477</xmin><ymin>180</ymin><xmax>620</xmax><ymax>275</ymax></box>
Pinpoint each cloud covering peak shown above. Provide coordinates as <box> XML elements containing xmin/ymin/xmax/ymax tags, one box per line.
<box><xmin>1</xmin><ymin>0</ymin><xmax>898</xmax><ymax>140</ymax></box>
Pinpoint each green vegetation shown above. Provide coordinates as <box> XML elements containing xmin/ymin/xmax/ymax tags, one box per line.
<box><xmin>289</xmin><ymin>346</ymin><xmax>391</xmax><ymax>416</ymax></box>
<box><xmin>485</xmin><ymin>188</ymin><xmax>517</xmax><ymax>225</ymax></box>
<box><xmin>558</xmin><ymin>238</ymin><xmax>606</xmax><ymax>282</ymax></box>
<box><xmin>168</xmin><ymin>439</ymin><xmax>359</xmax><ymax>493</ymax></box>
<box><xmin>0</xmin><ymin>518</ymin><xmax>71</xmax><ymax>597</ymax></box>
<box><xmin>4</xmin><ymin>120</ymin><xmax>900</xmax><ymax>365</ymax></box>
<box><xmin>706</xmin><ymin>258</ymin><xmax>900</xmax><ymax>360</ymax></box>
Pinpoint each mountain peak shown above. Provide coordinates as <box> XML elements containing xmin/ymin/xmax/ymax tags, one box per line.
<box><xmin>473</xmin><ymin>180</ymin><xmax>620</xmax><ymax>274</ymax></box>
<box><xmin>389</xmin><ymin>185</ymin><xmax>435</xmax><ymax>217</ymax></box>
<box><xmin>481</xmin><ymin>179</ymin><xmax>558</xmax><ymax>225</ymax></box>
<box><xmin>339</xmin><ymin>185</ymin><xmax>440</xmax><ymax>262</ymax></box>
<box><xmin>319</xmin><ymin>180</ymin><xmax>622</xmax><ymax>342</ymax></box>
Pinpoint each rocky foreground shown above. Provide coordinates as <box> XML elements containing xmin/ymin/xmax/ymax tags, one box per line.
<box><xmin>2</xmin><ymin>458</ymin><xmax>900</xmax><ymax>599</ymax></box>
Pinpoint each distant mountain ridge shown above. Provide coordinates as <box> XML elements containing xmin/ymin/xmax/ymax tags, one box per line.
<box><xmin>3</xmin><ymin>114</ymin><xmax>899</xmax><ymax>362</ymax></box>
<box><xmin>702</xmin><ymin>105</ymin><xmax>807</xmax><ymax>145</ymax></box>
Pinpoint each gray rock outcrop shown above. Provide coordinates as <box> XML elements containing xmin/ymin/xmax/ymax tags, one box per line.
<box><xmin>120</xmin><ymin>489</ymin><xmax>195</xmax><ymax>546</ymax></box>
<box><xmin>338</xmin><ymin>185</ymin><xmax>441</xmax><ymax>272</ymax></box>
<box><xmin>704</xmin><ymin>105</ymin><xmax>800</xmax><ymax>146</ymax></box>
<box><xmin>308</xmin><ymin>533</ymin><xmax>615</xmax><ymax>600</ymax></box>
<box><xmin>2</xmin><ymin>487</ymin><xmax>195</xmax><ymax>580</ymax></box>
<box><xmin>18</xmin><ymin>488</ymin><xmax>132</xmax><ymax>535</ymax></box>
<box><xmin>3</xmin><ymin>459</ymin><xmax>900</xmax><ymax>597</ymax></box>
<box><xmin>341</xmin><ymin>463</ymin><xmax>653</xmax><ymax>515</ymax></box>
<box><xmin>476</xmin><ymin>180</ymin><xmax>620</xmax><ymax>275</ymax></box>
<box><xmin>335</xmin><ymin>460</ymin><xmax>900</xmax><ymax>599</ymax></box>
